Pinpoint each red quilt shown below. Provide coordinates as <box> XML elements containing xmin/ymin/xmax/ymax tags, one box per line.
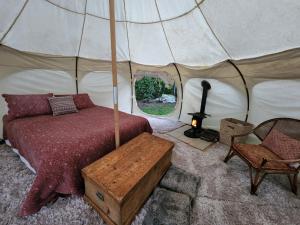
<box><xmin>4</xmin><ymin>106</ymin><xmax>152</xmax><ymax>216</ymax></box>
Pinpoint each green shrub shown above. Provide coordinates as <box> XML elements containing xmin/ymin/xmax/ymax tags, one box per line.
<box><xmin>135</xmin><ymin>76</ymin><xmax>166</xmax><ymax>101</ymax></box>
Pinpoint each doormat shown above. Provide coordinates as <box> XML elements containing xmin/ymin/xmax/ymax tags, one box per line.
<box><xmin>167</xmin><ymin>125</ymin><xmax>214</xmax><ymax>151</ymax></box>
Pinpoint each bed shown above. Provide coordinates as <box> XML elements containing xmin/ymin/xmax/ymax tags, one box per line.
<box><xmin>3</xmin><ymin>105</ymin><xmax>152</xmax><ymax>216</ymax></box>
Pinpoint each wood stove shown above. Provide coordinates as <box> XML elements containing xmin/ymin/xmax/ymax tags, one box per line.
<box><xmin>184</xmin><ymin>80</ymin><xmax>219</xmax><ymax>142</ymax></box>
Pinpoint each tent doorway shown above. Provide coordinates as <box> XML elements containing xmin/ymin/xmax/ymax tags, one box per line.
<box><xmin>134</xmin><ymin>72</ymin><xmax>177</xmax><ymax>116</ymax></box>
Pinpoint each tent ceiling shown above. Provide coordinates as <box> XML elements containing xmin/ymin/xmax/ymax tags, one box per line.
<box><xmin>201</xmin><ymin>0</ymin><xmax>300</xmax><ymax>60</ymax></box>
<box><xmin>0</xmin><ymin>0</ymin><xmax>300</xmax><ymax>66</ymax></box>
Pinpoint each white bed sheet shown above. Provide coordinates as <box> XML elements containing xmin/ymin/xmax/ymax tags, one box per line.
<box><xmin>5</xmin><ymin>140</ymin><xmax>36</xmax><ymax>173</ymax></box>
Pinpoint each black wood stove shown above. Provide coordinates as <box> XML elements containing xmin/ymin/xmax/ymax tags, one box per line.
<box><xmin>184</xmin><ymin>80</ymin><xmax>219</xmax><ymax>142</ymax></box>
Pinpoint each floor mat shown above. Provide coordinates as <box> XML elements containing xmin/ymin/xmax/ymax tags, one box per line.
<box><xmin>160</xmin><ymin>165</ymin><xmax>200</xmax><ymax>199</ymax></box>
<box><xmin>167</xmin><ymin>125</ymin><xmax>214</xmax><ymax>151</ymax></box>
<box><xmin>142</xmin><ymin>188</ymin><xmax>191</xmax><ymax>225</ymax></box>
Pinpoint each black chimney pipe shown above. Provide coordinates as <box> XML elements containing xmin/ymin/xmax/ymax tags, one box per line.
<box><xmin>200</xmin><ymin>80</ymin><xmax>211</xmax><ymax>114</ymax></box>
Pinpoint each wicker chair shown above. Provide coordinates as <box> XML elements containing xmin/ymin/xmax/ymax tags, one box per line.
<box><xmin>224</xmin><ymin>118</ymin><xmax>300</xmax><ymax>195</ymax></box>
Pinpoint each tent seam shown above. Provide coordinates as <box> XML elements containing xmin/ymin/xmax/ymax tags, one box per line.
<box><xmin>122</xmin><ymin>0</ymin><xmax>132</xmax><ymax>61</ymax></box>
<box><xmin>153</xmin><ymin>0</ymin><xmax>176</xmax><ymax>63</ymax></box>
<box><xmin>0</xmin><ymin>0</ymin><xmax>29</xmax><ymax>43</ymax></box>
<box><xmin>44</xmin><ymin>0</ymin><xmax>203</xmax><ymax>25</ymax></box>
<box><xmin>194</xmin><ymin>0</ymin><xmax>232</xmax><ymax>59</ymax></box>
<box><xmin>45</xmin><ymin>0</ymin><xmax>83</xmax><ymax>14</ymax></box>
<box><xmin>77</xmin><ymin>0</ymin><xmax>88</xmax><ymax>56</ymax></box>
<box><xmin>122</xmin><ymin>0</ymin><xmax>133</xmax><ymax>113</ymax></box>
<box><xmin>128</xmin><ymin>61</ymin><xmax>134</xmax><ymax>114</ymax></box>
<box><xmin>173</xmin><ymin>63</ymin><xmax>184</xmax><ymax>120</ymax></box>
<box><xmin>227</xmin><ymin>60</ymin><xmax>250</xmax><ymax>122</ymax></box>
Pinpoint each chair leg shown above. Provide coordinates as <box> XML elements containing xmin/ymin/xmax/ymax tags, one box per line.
<box><xmin>250</xmin><ymin>168</ymin><xmax>266</xmax><ymax>195</ymax></box>
<box><xmin>288</xmin><ymin>173</ymin><xmax>298</xmax><ymax>195</ymax></box>
<box><xmin>224</xmin><ymin>148</ymin><xmax>235</xmax><ymax>163</ymax></box>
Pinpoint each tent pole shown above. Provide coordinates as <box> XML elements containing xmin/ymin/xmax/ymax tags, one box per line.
<box><xmin>75</xmin><ymin>57</ymin><xmax>79</xmax><ymax>94</ymax></box>
<box><xmin>109</xmin><ymin>0</ymin><xmax>120</xmax><ymax>148</ymax></box>
<box><xmin>128</xmin><ymin>61</ymin><xmax>134</xmax><ymax>114</ymax></box>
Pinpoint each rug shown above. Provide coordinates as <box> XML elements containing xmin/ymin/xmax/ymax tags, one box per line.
<box><xmin>142</xmin><ymin>166</ymin><xmax>201</xmax><ymax>225</ymax></box>
<box><xmin>1</xmin><ymin>132</ymin><xmax>300</xmax><ymax>225</ymax></box>
<box><xmin>160</xmin><ymin>165</ymin><xmax>200</xmax><ymax>199</ymax></box>
<box><xmin>167</xmin><ymin>125</ymin><xmax>214</xmax><ymax>151</ymax></box>
<box><xmin>142</xmin><ymin>188</ymin><xmax>191</xmax><ymax>225</ymax></box>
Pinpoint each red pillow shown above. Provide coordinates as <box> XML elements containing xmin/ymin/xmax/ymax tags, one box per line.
<box><xmin>55</xmin><ymin>93</ymin><xmax>95</xmax><ymax>110</ymax></box>
<box><xmin>73</xmin><ymin>93</ymin><xmax>95</xmax><ymax>109</ymax></box>
<box><xmin>262</xmin><ymin>129</ymin><xmax>300</xmax><ymax>160</ymax></box>
<box><xmin>2</xmin><ymin>93</ymin><xmax>53</xmax><ymax>121</ymax></box>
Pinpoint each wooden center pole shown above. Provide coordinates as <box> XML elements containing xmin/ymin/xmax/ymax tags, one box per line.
<box><xmin>109</xmin><ymin>0</ymin><xmax>120</xmax><ymax>147</ymax></box>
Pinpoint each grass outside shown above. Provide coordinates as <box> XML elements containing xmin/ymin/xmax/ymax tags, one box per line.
<box><xmin>137</xmin><ymin>101</ymin><xmax>176</xmax><ymax>115</ymax></box>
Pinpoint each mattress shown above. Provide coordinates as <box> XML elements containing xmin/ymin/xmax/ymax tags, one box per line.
<box><xmin>4</xmin><ymin>106</ymin><xmax>152</xmax><ymax>216</ymax></box>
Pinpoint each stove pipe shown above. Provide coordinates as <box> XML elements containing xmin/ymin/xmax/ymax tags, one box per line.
<box><xmin>200</xmin><ymin>80</ymin><xmax>211</xmax><ymax>114</ymax></box>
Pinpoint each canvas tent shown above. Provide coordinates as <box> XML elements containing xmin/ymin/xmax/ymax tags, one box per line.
<box><xmin>1</xmin><ymin>0</ymin><xmax>300</xmax><ymax>138</ymax></box>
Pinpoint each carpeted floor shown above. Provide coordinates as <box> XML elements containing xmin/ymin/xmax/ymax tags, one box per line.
<box><xmin>1</xmin><ymin>119</ymin><xmax>300</xmax><ymax>225</ymax></box>
<box><xmin>144</xmin><ymin>116</ymin><xmax>185</xmax><ymax>133</ymax></box>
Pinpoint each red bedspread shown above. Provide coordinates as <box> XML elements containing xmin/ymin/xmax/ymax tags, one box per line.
<box><xmin>4</xmin><ymin>106</ymin><xmax>152</xmax><ymax>216</ymax></box>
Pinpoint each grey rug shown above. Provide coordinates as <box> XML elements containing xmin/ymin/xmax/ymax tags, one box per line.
<box><xmin>160</xmin><ymin>165</ymin><xmax>200</xmax><ymax>199</ymax></box>
<box><xmin>1</xmin><ymin>131</ymin><xmax>300</xmax><ymax>225</ymax></box>
<box><xmin>143</xmin><ymin>166</ymin><xmax>200</xmax><ymax>225</ymax></box>
<box><xmin>142</xmin><ymin>188</ymin><xmax>191</xmax><ymax>225</ymax></box>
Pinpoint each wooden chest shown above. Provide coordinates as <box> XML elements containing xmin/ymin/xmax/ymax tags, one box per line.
<box><xmin>82</xmin><ymin>132</ymin><xmax>174</xmax><ymax>225</ymax></box>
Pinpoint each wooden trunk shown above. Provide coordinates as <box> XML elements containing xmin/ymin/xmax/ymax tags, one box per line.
<box><xmin>82</xmin><ymin>132</ymin><xmax>174</xmax><ymax>225</ymax></box>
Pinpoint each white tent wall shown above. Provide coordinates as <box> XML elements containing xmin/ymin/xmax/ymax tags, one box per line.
<box><xmin>2</xmin><ymin>1</ymin><xmax>300</xmax><ymax>65</ymax></box>
<box><xmin>177</xmin><ymin>62</ymin><xmax>248</xmax><ymax>129</ymax></box>
<box><xmin>0</xmin><ymin>0</ymin><xmax>27</xmax><ymax>41</ymax></box>
<box><xmin>235</xmin><ymin>49</ymin><xmax>300</xmax><ymax>88</ymax></box>
<box><xmin>162</xmin><ymin>9</ymin><xmax>228</xmax><ymax>66</ymax></box>
<box><xmin>177</xmin><ymin>62</ymin><xmax>246</xmax><ymax>93</ymax></box>
<box><xmin>79</xmin><ymin>16</ymin><xmax>129</xmax><ymax>61</ymax></box>
<box><xmin>87</xmin><ymin>0</ymin><xmax>126</xmax><ymax>21</ymax></box>
<box><xmin>235</xmin><ymin>49</ymin><xmax>300</xmax><ymax>125</ymax></box>
<box><xmin>200</xmin><ymin>0</ymin><xmax>300</xmax><ymax>59</ymax></box>
<box><xmin>127</xmin><ymin>22</ymin><xmax>173</xmax><ymax>65</ymax></box>
<box><xmin>47</xmin><ymin>0</ymin><xmax>87</xmax><ymax>13</ymax></box>
<box><xmin>180</xmin><ymin>78</ymin><xmax>247</xmax><ymax>130</ymax></box>
<box><xmin>77</xmin><ymin>59</ymin><xmax>132</xmax><ymax>113</ymax></box>
<box><xmin>125</xmin><ymin>0</ymin><xmax>159</xmax><ymax>23</ymax></box>
<box><xmin>2</xmin><ymin>0</ymin><xmax>84</xmax><ymax>56</ymax></box>
<box><xmin>248</xmin><ymin>79</ymin><xmax>300</xmax><ymax>125</ymax></box>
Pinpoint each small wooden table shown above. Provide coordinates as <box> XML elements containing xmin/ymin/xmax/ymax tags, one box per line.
<box><xmin>82</xmin><ymin>132</ymin><xmax>174</xmax><ymax>225</ymax></box>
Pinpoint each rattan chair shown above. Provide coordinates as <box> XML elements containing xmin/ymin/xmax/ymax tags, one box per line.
<box><xmin>224</xmin><ymin>118</ymin><xmax>300</xmax><ymax>195</ymax></box>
